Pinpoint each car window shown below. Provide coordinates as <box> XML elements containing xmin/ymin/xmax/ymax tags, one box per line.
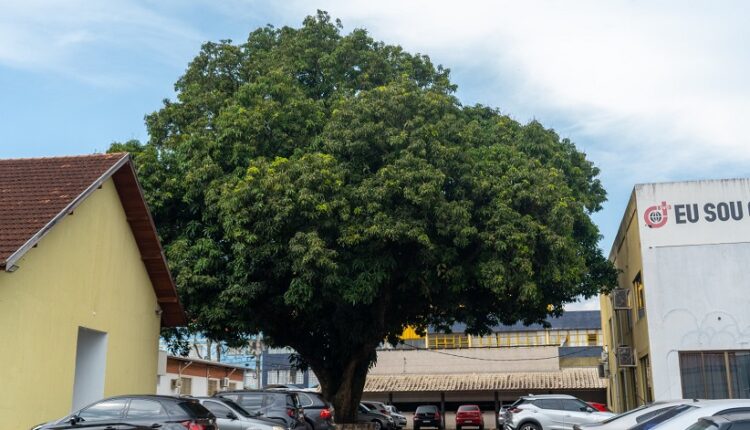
<box><xmin>560</xmin><ymin>399</ymin><xmax>590</xmax><ymax>412</ymax></box>
<box><xmin>203</xmin><ymin>401</ymin><xmax>234</xmax><ymax>418</ymax></box>
<box><xmin>127</xmin><ymin>399</ymin><xmax>166</xmax><ymax>419</ymax></box>
<box><xmin>631</xmin><ymin>405</ymin><xmax>697</xmax><ymax>430</ymax></box>
<box><xmin>298</xmin><ymin>393</ymin><xmax>315</xmax><ymax>408</ymax></box>
<box><xmin>716</xmin><ymin>409</ymin><xmax>750</xmax><ymax>416</ymax></box>
<box><xmin>459</xmin><ymin>406</ymin><xmax>480</xmax><ymax>411</ymax></box>
<box><xmin>217</xmin><ymin>398</ymin><xmax>253</xmax><ymax>418</ymax></box>
<box><xmin>359</xmin><ymin>404</ymin><xmax>370</xmax><ymax>413</ymax></box>
<box><xmin>416</xmin><ymin>406</ymin><xmax>438</xmax><ymax>413</ymax></box>
<box><xmin>235</xmin><ymin>393</ymin><xmax>265</xmax><ymax>410</ymax></box>
<box><xmin>78</xmin><ymin>399</ymin><xmax>128</xmax><ymax>421</ymax></box>
<box><xmin>636</xmin><ymin>406</ymin><xmax>679</xmax><ymax>423</ymax></box>
<box><xmin>178</xmin><ymin>400</ymin><xmax>213</xmax><ymax>418</ymax></box>
<box><xmin>287</xmin><ymin>393</ymin><xmax>300</xmax><ymax>408</ymax></box>
<box><xmin>729</xmin><ymin>422</ymin><xmax>750</xmax><ymax>430</ymax></box>
<box><xmin>534</xmin><ymin>399</ymin><xmax>563</xmax><ymax>410</ymax></box>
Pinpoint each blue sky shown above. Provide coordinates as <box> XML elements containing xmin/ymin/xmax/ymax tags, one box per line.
<box><xmin>2</xmin><ymin>1</ymin><xmax>749</xmax><ymax>307</ymax></box>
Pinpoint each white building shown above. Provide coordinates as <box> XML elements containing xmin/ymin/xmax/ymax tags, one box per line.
<box><xmin>602</xmin><ymin>178</ymin><xmax>750</xmax><ymax>412</ymax></box>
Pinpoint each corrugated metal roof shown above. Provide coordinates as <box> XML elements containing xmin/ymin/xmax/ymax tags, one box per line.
<box><xmin>433</xmin><ymin>310</ymin><xmax>601</xmax><ymax>334</ymax></box>
<box><xmin>364</xmin><ymin>368</ymin><xmax>606</xmax><ymax>392</ymax></box>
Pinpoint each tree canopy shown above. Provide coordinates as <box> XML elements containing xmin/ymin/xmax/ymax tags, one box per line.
<box><xmin>110</xmin><ymin>11</ymin><xmax>616</xmax><ymax>422</ymax></box>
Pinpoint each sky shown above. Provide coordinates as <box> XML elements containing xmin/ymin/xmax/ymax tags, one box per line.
<box><xmin>2</xmin><ymin>0</ymin><xmax>749</xmax><ymax>310</ymax></box>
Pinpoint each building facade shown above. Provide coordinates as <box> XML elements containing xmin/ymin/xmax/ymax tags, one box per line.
<box><xmin>156</xmin><ymin>353</ymin><xmax>246</xmax><ymax>396</ymax></box>
<box><xmin>602</xmin><ymin>179</ymin><xmax>750</xmax><ymax>412</ymax></box>
<box><xmin>0</xmin><ymin>154</ymin><xmax>185</xmax><ymax>429</ymax></box>
<box><xmin>363</xmin><ymin>311</ymin><xmax>607</xmax><ymax>429</ymax></box>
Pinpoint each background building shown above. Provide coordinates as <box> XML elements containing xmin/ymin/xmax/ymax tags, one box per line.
<box><xmin>602</xmin><ymin>179</ymin><xmax>750</xmax><ymax>412</ymax></box>
<box><xmin>362</xmin><ymin>311</ymin><xmax>607</xmax><ymax>429</ymax></box>
<box><xmin>156</xmin><ymin>353</ymin><xmax>246</xmax><ymax>396</ymax></box>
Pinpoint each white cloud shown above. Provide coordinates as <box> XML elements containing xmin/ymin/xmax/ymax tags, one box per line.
<box><xmin>262</xmin><ymin>0</ymin><xmax>750</xmax><ymax>182</ymax></box>
<box><xmin>0</xmin><ymin>0</ymin><xmax>203</xmax><ymax>86</ymax></box>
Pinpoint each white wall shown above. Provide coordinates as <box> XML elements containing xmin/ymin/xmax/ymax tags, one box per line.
<box><xmin>635</xmin><ymin>179</ymin><xmax>750</xmax><ymax>400</ymax></box>
<box><xmin>371</xmin><ymin>346</ymin><xmax>559</xmax><ymax>375</ymax></box>
<box><xmin>156</xmin><ymin>372</ymin><xmax>243</xmax><ymax>396</ymax></box>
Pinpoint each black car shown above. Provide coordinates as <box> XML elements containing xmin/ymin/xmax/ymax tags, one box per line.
<box><xmin>414</xmin><ymin>405</ymin><xmax>443</xmax><ymax>430</ymax></box>
<box><xmin>216</xmin><ymin>390</ymin><xmax>306</xmax><ymax>429</ymax></box>
<box><xmin>32</xmin><ymin>395</ymin><xmax>217</xmax><ymax>429</ymax></box>
<box><xmin>267</xmin><ymin>387</ymin><xmax>335</xmax><ymax>430</ymax></box>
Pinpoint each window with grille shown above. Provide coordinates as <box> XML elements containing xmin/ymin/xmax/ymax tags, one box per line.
<box><xmin>634</xmin><ymin>272</ymin><xmax>646</xmax><ymax>319</ymax></box>
<box><xmin>587</xmin><ymin>333</ymin><xmax>599</xmax><ymax>346</ymax></box>
<box><xmin>180</xmin><ymin>377</ymin><xmax>192</xmax><ymax>395</ymax></box>
<box><xmin>680</xmin><ymin>350</ymin><xmax>750</xmax><ymax>399</ymax></box>
<box><xmin>208</xmin><ymin>379</ymin><xmax>219</xmax><ymax>396</ymax></box>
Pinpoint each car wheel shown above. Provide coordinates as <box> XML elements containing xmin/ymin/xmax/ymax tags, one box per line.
<box><xmin>479</xmin><ymin>425</ymin><xmax>484</xmax><ymax>430</ymax></box>
<box><xmin>414</xmin><ymin>425</ymin><xmax>420</xmax><ymax>430</ymax></box>
<box><xmin>372</xmin><ymin>420</ymin><xmax>383</xmax><ymax>430</ymax></box>
<box><xmin>519</xmin><ymin>423</ymin><xmax>540</xmax><ymax>430</ymax></box>
<box><xmin>457</xmin><ymin>425</ymin><xmax>462</xmax><ymax>430</ymax></box>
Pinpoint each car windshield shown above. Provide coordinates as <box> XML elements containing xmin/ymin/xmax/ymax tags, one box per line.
<box><xmin>459</xmin><ymin>406</ymin><xmax>479</xmax><ymax>411</ymax></box>
<box><xmin>417</xmin><ymin>406</ymin><xmax>438</xmax><ymax>413</ymax></box>
<box><xmin>629</xmin><ymin>405</ymin><xmax>697</xmax><ymax>430</ymax></box>
<box><xmin>599</xmin><ymin>404</ymin><xmax>666</xmax><ymax>424</ymax></box>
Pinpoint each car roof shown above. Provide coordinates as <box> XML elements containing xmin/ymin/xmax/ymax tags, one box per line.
<box><xmin>218</xmin><ymin>389</ymin><xmax>292</xmax><ymax>394</ymax></box>
<box><xmin>107</xmin><ymin>394</ymin><xmax>195</xmax><ymax>402</ymax></box>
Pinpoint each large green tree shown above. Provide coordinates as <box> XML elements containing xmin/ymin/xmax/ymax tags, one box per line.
<box><xmin>111</xmin><ymin>11</ymin><xmax>616</xmax><ymax>422</ymax></box>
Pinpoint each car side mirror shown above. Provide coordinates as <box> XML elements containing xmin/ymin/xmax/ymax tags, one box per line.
<box><xmin>227</xmin><ymin>412</ymin><xmax>238</xmax><ymax>420</ymax></box>
<box><xmin>585</xmin><ymin>407</ymin><xmax>595</xmax><ymax>413</ymax></box>
<box><xmin>68</xmin><ymin>415</ymin><xmax>82</xmax><ymax>425</ymax></box>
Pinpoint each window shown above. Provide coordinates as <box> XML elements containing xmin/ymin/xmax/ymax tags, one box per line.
<box><xmin>203</xmin><ymin>401</ymin><xmax>233</xmax><ymax>418</ymax></box>
<box><xmin>587</xmin><ymin>333</ymin><xmax>599</xmax><ymax>346</ymax></box>
<box><xmin>180</xmin><ymin>377</ymin><xmax>192</xmax><ymax>395</ymax></box>
<box><xmin>634</xmin><ymin>272</ymin><xmax>646</xmax><ymax>319</ymax></box>
<box><xmin>534</xmin><ymin>399</ymin><xmax>563</xmax><ymax>410</ymax></box>
<box><xmin>680</xmin><ymin>351</ymin><xmax>750</xmax><ymax>398</ymax></box>
<box><xmin>640</xmin><ymin>355</ymin><xmax>653</xmax><ymax>402</ymax></box>
<box><xmin>208</xmin><ymin>379</ymin><xmax>219</xmax><ymax>396</ymax></box>
<box><xmin>126</xmin><ymin>399</ymin><xmax>165</xmax><ymax>419</ymax></box>
<box><xmin>78</xmin><ymin>399</ymin><xmax>128</xmax><ymax>421</ymax></box>
<box><xmin>560</xmin><ymin>399</ymin><xmax>590</xmax><ymax>412</ymax></box>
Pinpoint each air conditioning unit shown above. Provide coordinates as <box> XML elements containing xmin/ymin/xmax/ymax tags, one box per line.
<box><xmin>171</xmin><ymin>379</ymin><xmax>182</xmax><ymax>390</ymax></box>
<box><xmin>616</xmin><ymin>346</ymin><xmax>636</xmax><ymax>367</ymax></box>
<box><xmin>612</xmin><ymin>289</ymin><xmax>631</xmax><ymax>310</ymax></box>
<box><xmin>221</xmin><ymin>377</ymin><xmax>230</xmax><ymax>389</ymax></box>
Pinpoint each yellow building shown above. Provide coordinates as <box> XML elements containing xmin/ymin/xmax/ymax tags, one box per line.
<box><xmin>0</xmin><ymin>153</ymin><xmax>185</xmax><ymax>429</ymax></box>
<box><xmin>602</xmin><ymin>179</ymin><xmax>750</xmax><ymax>412</ymax></box>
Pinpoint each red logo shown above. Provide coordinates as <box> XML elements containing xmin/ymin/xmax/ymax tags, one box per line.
<box><xmin>644</xmin><ymin>201</ymin><xmax>670</xmax><ymax>228</ymax></box>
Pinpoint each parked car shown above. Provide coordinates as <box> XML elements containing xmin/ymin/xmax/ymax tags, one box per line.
<box><xmin>498</xmin><ymin>406</ymin><xmax>510</xmax><ymax>429</ymax></box>
<box><xmin>266</xmin><ymin>386</ymin><xmax>335</xmax><ymax>430</ymax></box>
<box><xmin>629</xmin><ymin>400</ymin><xmax>750</xmax><ymax>430</ymax></box>
<box><xmin>503</xmin><ymin>394</ymin><xmax>614</xmax><ymax>430</ymax></box>
<box><xmin>31</xmin><ymin>395</ymin><xmax>217</xmax><ymax>430</ymax></box>
<box><xmin>456</xmin><ymin>404</ymin><xmax>484</xmax><ymax>430</ymax></box>
<box><xmin>573</xmin><ymin>400</ymin><xmax>701</xmax><ymax>430</ymax></box>
<box><xmin>586</xmin><ymin>403</ymin><xmax>610</xmax><ymax>413</ymax></box>
<box><xmin>686</xmin><ymin>413</ymin><xmax>750</xmax><ymax>430</ymax></box>
<box><xmin>386</xmin><ymin>405</ymin><xmax>408</xmax><ymax>429</ymax></box>
<box><xmin>198</xmin><ymin>396</ymin><xmax>288</xmax><ymax>430</ymax></box>
<box><xmin>414</xmin><ymin>405</ymin><xmax>443</xmax><ymax>430</ymax></box>
<box><xmin>216</xmin><ymin>390</ymin><xmax>306</xmax><ymax>430</ymax></box>
<box><xmin>363</xmin><ymin>401</ymin><xmax>392</xmax><ymax>417</ymax></box>
<box><xmin>358</xmin><ymin>402</ymin><xmax>395</xmax><ymax>430</ymax></box>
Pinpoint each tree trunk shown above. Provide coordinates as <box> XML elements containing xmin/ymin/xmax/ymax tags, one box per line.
<box><xmin>316</xmin><ymin>355</ymin><xmax>372</xmax><ymax>424</ymax></box>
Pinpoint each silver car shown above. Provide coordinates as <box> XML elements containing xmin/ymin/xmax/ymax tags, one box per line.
<box><xmin>504</xmin><ymin>395</ymin><xmax>614</xmax><ymax>430</ymax></box>
<box><xmin>632</xmin><ymin>399</ymin><xmax>750</xmax><ymax>430</ymax></box>
<box><xmin>198</xmin><ymin>397</ymin><xmax>288</xmax><ymax>430</ymax></box>
<box><xmin>573</xmin><ymin>400</ymin><xmax>700</xmax><ymax>430</ymax></box>
<box><xmin>386</xmin><ymin>405</ymin><xmax>408</xmax><ymax>429</ymax></box>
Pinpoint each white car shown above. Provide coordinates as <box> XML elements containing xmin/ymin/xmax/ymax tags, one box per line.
<box><xmin>632</xmin><ymin>400</ymin><xmax>750</xmax><ymax>430</ymax></box>
<box><xmin>573</xmin><ymin>400</ymin><xmax>701</xmax><ymax>430</ymax></box>
<box><xmin>504</xmin><ymin>394</ymin><xmax>614</xmax><ymax>430</ymax></box>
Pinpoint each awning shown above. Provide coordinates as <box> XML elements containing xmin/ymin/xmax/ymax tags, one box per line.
<box><xmin>364</xmin><ymin>368</ymin><xmax>606</xmax><ymax>392</ymax></box>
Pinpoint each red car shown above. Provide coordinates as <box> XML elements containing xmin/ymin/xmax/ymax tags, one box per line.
<box><xmin>456</xmin><ymin>404</ymin><xmax>484</xmax><ymax>430</ymax></box>
<box><xmin>587</xmin><ymin>402</ymin><xmax>611</xmax><ymax>412</ymax></box>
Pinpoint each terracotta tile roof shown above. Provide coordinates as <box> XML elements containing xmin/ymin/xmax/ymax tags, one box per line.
<box><xmin>364</xmin><ymin>368</ymin><xmax>606</xmax><ymax>392</ymax></box>
<box><xmin>0</xmin><ymin>153</ymin><xmax>126</xmax><ymax>263</ymax></box>
<box><xmin>0</xmin><ymin>153</ymin><xmax>186</xmax><ymax>326</ymax></box>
